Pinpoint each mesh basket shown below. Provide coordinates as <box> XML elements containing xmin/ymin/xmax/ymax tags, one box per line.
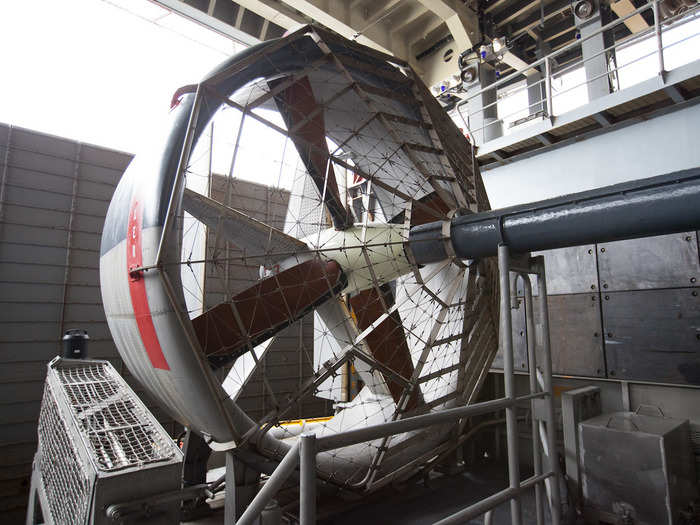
<box><xmin>52</xmin><ymin>361</ymin><xmax>175</xmax><ymax>471</ymax></box>
<box><xmin>35</xmin><ymin>358</ymin><xmax>182</xmax><ymax>525</ymax></box>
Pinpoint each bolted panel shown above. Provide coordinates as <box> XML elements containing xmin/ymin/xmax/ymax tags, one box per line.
<box><xmin>602</xmin><ymin>288</ymin><xmax>700</xmax><ymax>384</ymax></box>
<box><xmin>493</xmin><ymin>292</ymin><xmax>605</xmax><ymax>378</ymax></box>
<box><xmin>542</xmin><ymin>294</ymin><xmax>606</xmax><ymax>378</ymax></box>
<box><xmin>597</xmin><ymin>232</ymin><xmax>699</xmax><ymax>292</ymax></box>
<box><xmin>491</xmin><ymin>297</ymin><xmax>528</xmax><ymax>372</ymax></box>
<box><xmin>521</xmin><ymin>245</ymin><xmax>598</xmax><ymax>296</ymax></box>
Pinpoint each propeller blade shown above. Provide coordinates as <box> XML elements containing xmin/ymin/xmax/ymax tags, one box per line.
<box><xmin>183</xmin><ymin>187</ymin><xmax>308</xmax><ymax>263</ymax></box>
<box><xmin>192</xmin><ymin>258</ymin><xmax>346</xmax><ymax>365</ymax></box>
<box><xmin>410</xmin><ymin>192</ymin><xmax>451</xmax><ymax>227</ymax></box>
<box><xmin>270</xmin><ymin>76</ymin><xmax>352</xmax><ymax>230</ymax></box>
<box><xmin>349</xmin><ymin>285</ymin><xmax>421</xmax><ymax>409</ymax></box>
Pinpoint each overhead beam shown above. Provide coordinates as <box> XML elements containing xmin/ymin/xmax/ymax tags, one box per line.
<box><xmin>510</xmin><ymin>0</ymin><xmax>571</xmax><ymax>39</ymax></box>
<box><xmin>415</xmin><ymin>0</ymin><xmax>481</xmax><ymax>52</ymax></box>
<box><xmin>484</xmin><ymin>0</ymin><xmax>513</xmax><ymax>14</ymax></box>
<box><xmin>235</xmin><ymin>5</ymin><xmax>246</xmax><ymax>29</ymax></box>
<box><xmin>278</xmin><ymin>0</ymin><xmax>395</xmax><ymax>55</ymax></box>
<box><xmin>364</xmin><ymin>0</ymin><xmax>404</xmax><ymax>27</ymax></box>
<box><xmin>501</xmin><ymin>49</ymin><xmax>535</xmax><ymax>74</ymax></box>
<box><xmin>390</xmin><ymin>3</ymin><xmax>432</xmax><ymax>36</ymax></box>
<box><xmin>493</xmin><ymin>0</ymin><xmax>540</xmax><ymax>27</ymax></box>
<box><xmin>610</xmin><ymin>0</ymin><xmax>650</xmax><ymax>34</ymax></box>
<box><xmin>152</xmin><ymin>0</ymin><xmax>260</xmax><ymax>45</ymax></box>
<box><xmin>233</xmin><ymin>0</ymin><xmax>308</xmax><ymax>30</ymax></box>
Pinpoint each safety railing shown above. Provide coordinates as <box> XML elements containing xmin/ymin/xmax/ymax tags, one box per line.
<box><xmin>454</xmin><ymin>0</ymin><xmax>700</xmax><ymax>145</ymax></box>
<box><xmin>235</xmin><ymin>251</ymin><xmax>561</xmax><ymax>525</ymax></box>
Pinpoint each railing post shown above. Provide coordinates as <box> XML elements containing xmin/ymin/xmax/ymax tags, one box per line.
<box><xmin>652</xmin><ymin>0</ymin><xmax>665</xmax><ymax>79</ymax></box>
<box><xmin>497</xmin><ymin>244</ymin><xmax>522</xmax><ymax>525</ymax></box>
<box><xmin>225</xmin><ymin>450</ymin><xmax>237</xmax><ymax>524</ymax></box>
<box><xmin>534</xmin><ymin>258</ymin><xmax>562</xmax><ymax>525</ymax></box>
<box><xmin>300</xmin><ymin>433</ymin><xmax>317</xmax><ymax>525</ymax></box>
<box><xmin>544</xmin><ymin>57</ymin><xmax>554</xmax><ymax>121</ymax></box>
<box><xmin>521</xmin><ymin>274</ymin><xmax>545</xmax><ymax>525</ymax></box>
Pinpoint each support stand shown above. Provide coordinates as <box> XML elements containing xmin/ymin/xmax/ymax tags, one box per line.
<box><xmin>497</xmin><ymin>245</ymin><xmax>562</xmax><ymax>525</ymax></box>
<box><xmin>223</xmin><ymin>450</ymin><xmax>262</xmax><ymax>524</ymax></box>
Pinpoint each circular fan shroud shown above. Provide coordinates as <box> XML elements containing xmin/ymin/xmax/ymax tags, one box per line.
<box><xmin>99</xmin><ymin>25</ymin><xmax>500</xmax><ymax>491</ymax></box>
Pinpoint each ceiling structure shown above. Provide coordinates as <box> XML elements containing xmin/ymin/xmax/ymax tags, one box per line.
<box><xmin>152</xmin><ymin>0</ymin><xmax>648</xmax><ymax>96</ymax></box>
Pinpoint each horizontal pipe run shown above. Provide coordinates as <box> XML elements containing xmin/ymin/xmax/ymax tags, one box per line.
<box><xmin>105</xmin><ymin>483</ymin><xmax>210</xmax><ymax>520</ymax></box>
<box><xmin>315</xmin><ymin>392</ymin><xmax>545</xmax><ymax>452</ymax></box>
<box><xmin>236</xmin><ymin>442</ymin><xmax>300</xmax><ymax>525</ymax></box>
<box><xmin>410</xmin><ymin>169</ymin><xmax>700</xmax><ymax>264</ymax></box>
<box><xmin>432</xmin><ymin>472</ymin><xmax>554</xmax><ymax>525</ymax></box>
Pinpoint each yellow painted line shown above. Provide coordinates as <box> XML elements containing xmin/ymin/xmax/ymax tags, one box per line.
<box><xmin>278</xmin><ymin>416</ymin><xmax>334</xmax><ymax>427</ymax></box>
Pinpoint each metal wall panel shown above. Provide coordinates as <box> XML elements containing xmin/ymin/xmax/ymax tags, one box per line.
<box><xmin>494</xmin><ymin>292</ymin><xmax>606</xmax><ymax>378</ymax></box>
<box><xmin>503</xmin><ymin>229</ymin><xmax>700</xmax><ymax>385</ymax></box>
<box><xmin>602</xmin><ymin>288</ymin><xmax>700</xmax><ymax>384</ymax></box>
<box><xmin>598</xmin><ymin>232</ymin><xmax>699</xmax><ymax>292</ymax></box>
<box><xmin>491</xmin><ymin>298</ymin><xmax>528</xmax><ymax>372</ymax></box>
<box><xmin>0</xmin><ymin>124</ymin><xmax>182</xmax><ymax>521</ymax></box>
<box><xmin>542</xmin><ymin>294</ymin><xmax>606</xmax><ymax>377</ymax></box>
<box><xmin>525</xmin><ymin>245</ymin><xmax>598</xmax><ymax>296</ymax></box>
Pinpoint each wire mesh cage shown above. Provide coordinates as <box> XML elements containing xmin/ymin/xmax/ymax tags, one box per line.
<box><xmin>98</xmin><ymin>24</ymin><xmax>501</xmax><ymax>501</ymax></box>
<box><xmin>29</xmin><ymin>357</ymin><xmax>183</xmax><ymax>525</ymax></box>
<box><xmin>166</xmin><ymin>26</ymin><xmax>500</xmax><ymax>490</ymax></box>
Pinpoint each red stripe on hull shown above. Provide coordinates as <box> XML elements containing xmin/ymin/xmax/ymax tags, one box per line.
<box><xmin>126</xmin><ymin>198</ymin><xmax>170</xmax><ymax>370</ymax></box>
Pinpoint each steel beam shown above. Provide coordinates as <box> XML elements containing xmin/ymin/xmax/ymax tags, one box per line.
<box><xmin>278</xmin><ymin>0</ymin><xmax>395</xmax><ymax>55</ymax></box>
<box><xmin>152</xmin><ymin>0</ymin><xmax>261</xmax><ymax>45</ymax></box>
<box><xmin>415</xmin><ymin>0</ymin><xmax>481</xmax><ymax>51</ymax></box>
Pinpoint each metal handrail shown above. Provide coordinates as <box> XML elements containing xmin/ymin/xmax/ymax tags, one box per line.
<box><xmin>234</xmin><ymin>391</ymin><xmax>550</xmax><ymax>525</ymax></box>
<box><xmin>454</xmin><ymin>0</ymin><xmax>700</xmax><ymax>141</ymax></box>
<box><xmin>314</xmin><ymin>391</ymin><xmax>547</xmax><ymax>452</ymax></box>
<box><xmin>457</xmin><ymin>0</ymin><xmax>663</xmax><ymax>106</ymax></box>
<box><xmin>235</xmin><ymin>254</ymin><xmax>562</xmax><ymax>525</ymax></box>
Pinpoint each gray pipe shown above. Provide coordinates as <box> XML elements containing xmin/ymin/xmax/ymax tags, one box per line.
<box><xmin>409</xmin><ymin>168</ymin><xmax>700</xmax><ymax>264</ymax></box>
<box><xmin>498</xmin><ymin>245</ymin><xmax>522</xmax><ymax>525</ymax></box>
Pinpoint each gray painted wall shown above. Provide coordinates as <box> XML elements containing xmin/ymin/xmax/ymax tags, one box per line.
<box><xmin>0</xmin><ymin>123</ymin><xmax>183</xmax><ymax>521</ymax></box>
<box><xmin>493</xmin><ymin>231</ymin><xmax>700</xmax><ymax>386</ymax></box>
<box><xmin>0</xmin><ymin>126</ymin><xmax>331</xmax><ymax>521</ymax></box>
<box><xmin>481</xmin><ymin>102</ymin><xmax>700</xmax><ymax>208</ymax></box>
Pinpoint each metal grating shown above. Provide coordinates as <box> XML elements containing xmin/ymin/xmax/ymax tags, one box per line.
<box><xmin>54</xmin><ymin>362</ymin><xmax>175</xmax><ymax>472</ymax></box>
<box><xmin>37</xmin><ymin>383</ymin><xmax>91</xmax><ymax>525</ymax></box>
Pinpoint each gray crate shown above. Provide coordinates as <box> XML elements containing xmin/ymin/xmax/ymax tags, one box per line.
<box><xmin>28</xmin><ymin>358</ymin><xmax>183</xmax><ymax>525</ymax></box>
<box><xmin>580</xmin><ymin>411</ymin><xmax>697</xmax><ymax>525</ymax></box>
